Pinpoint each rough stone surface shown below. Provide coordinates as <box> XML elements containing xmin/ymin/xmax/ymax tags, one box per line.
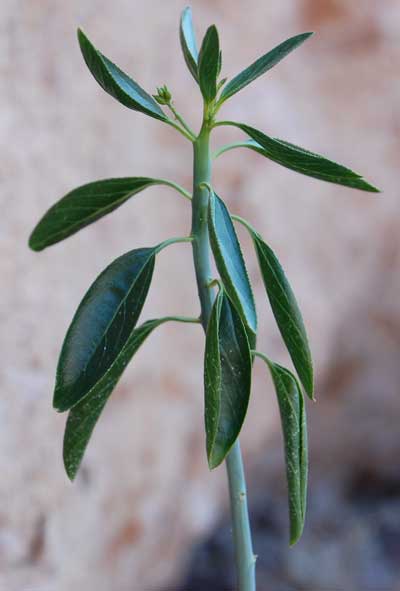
<box><xmin>1</xmin><ymin>1</ymin><xmax>398</xmax><ymax>589</ymax></box>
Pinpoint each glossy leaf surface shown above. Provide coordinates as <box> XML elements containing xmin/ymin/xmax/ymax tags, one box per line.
<box><xmin>29</xmin><ymin>177</ymin><xmax>166</xmax><ymax>251</ymax></box>
<box><xmin>54</xmin><ymin>248</ymin><xmax>156</xmax><ymax>412</ymax></box>
<box><xmin>219</xmin><ymin>32</ymin><xmax>312</xmax><ymax>104</ymax></box>
<box><xmin>180</xmin><ymin>7</ymin><xmax>199</xmax><ymax>82</ymax></box>
<box><xmin>78</xmin><ymin>29</ymin><xmax>167</xmax><ymax>120</ymax></box>
<box><xmin>261</xmin><ymin>356</ymin><xmax>308</xmax><ymax>545</ymax></box>
<box><xmin>198</xmin><ymin>25</ymin><xmax>220</xmax><ymax>103</ymax></box>
<box><xmin>204</xmin><ymin>291</ymin><xmax>252</xmax><ymax>469</ymax></box>
<box><xmin>208</xmin><ymin>192</ymin><xmax>257</xmax><ymax>336</ymax></box>
<box><xmin>248</xmin><ymin>228</ymin><xmax>313</xmax><ymax>398</ymax></box>
<box><xmin>64</xmin><ymin>317</ymin><xmax>193</xmax><ymax>480</ymax></box>
<box><xmin>224</xmin><ymin>122</ymin><xmax>379</xmax><ymax>192</ymax></box>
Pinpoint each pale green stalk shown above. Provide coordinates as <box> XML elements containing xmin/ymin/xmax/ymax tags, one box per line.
<box><xmin>191</xmin><ymin>112</ymin><xmax>256</xmax><ymax>591</ymax></box>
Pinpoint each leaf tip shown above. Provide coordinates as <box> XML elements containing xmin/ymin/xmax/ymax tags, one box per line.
<box><xmin>289</xmin><ymin>530</ymin><xmax>303</xmax><ymax>547</ymax></box>
<box><xmin>207</xmin><ymin>454</ymin><xmax>222</xmax><ymax>470</ymax></box>
<box><xmin>63</xmin><ymin>451</ymin><xmax>79</xmax><ymax>482</ymax></box>
<box><xmin>76</xmin><ymin>27</ymin><xmax>86</xmax><ymax>43</ymax></box>
<box><xmin>28</xmin><ymin>233</ymin><xmax>42</xmax><ymax>252</ymax></box>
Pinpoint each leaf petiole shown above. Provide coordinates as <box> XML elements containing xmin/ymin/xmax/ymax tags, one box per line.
<box><xmin>156</xmin><ymin>235</ymin><xmax>194</xmax><ymax>254</ymax></box>
<box><xmin>156</xmin><ymin>179</ymin><xmax>192</xmax><ymax>201</ymax></box>
<box><xmin>165</xmin><ymin>117</ymin><xmax>197</xmax><ymax>142</ymax></box>
<box><xmin>166</xmin><ymin>101</ymin><xmax>197</xmax><ymax>141</ymax></box>
<box><xmin>231</xmin><ymin>214</ymin><xmax>260</xmax><ymax>238</ymax></box>
<box><xmin>213</xmin><ymin>141</ymin><xmax>256</xmax><ymax>159</ymax></box>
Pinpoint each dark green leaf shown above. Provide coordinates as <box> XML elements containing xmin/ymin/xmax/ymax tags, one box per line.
<box><xmin>224</xmin><ymin>122</ymin><xmax>380</xmax><ymax>192</ymax></box>
<box><xmin>219</xmin><ymin>32</ymin><xmax>313</xmax><ymax>104</ymax></box>
<box><xmin>54</xmin><ymin>247</ymin><xmax>156</xmax><ymax>412</ymax></box>
<box><xmin>29</xmin><ymin>177</ymin><xmax>167</xmax><ymax>251</ymax></box>
<box><xmin>180</xmin><ymin>7</ymin><xmax>199</xmax><ymax>82</ymax></box>
<box><xmin>77</xmin><ymin>29</ymin><xmax>167</xmax><ymax>121</ymax></box>
<box><xmin>249</xmin><ymin>228</ymin><xmax>313</xmax><ymax>398</ymax></box>
<box><xmin>63</xmin><ymin>316</ymin><xmax>194</xmax><ymax>480</ymax></box>
<box><xmin>198</xmin><ymin>25</ymin><xmax>220</xmax><ymax>103</ymax></box>
<box><xmin>204</xmin><ymin>291</ymin><xmax>252</xmax><ymax>469</ymax></box>
<box><xmin>208</xmin><ymin>192</ymin><xmax>257</xmax><ymax>336</ymax></box>
<box><xmin>217</xmin><ymin>49</ymin><xmax>222</xmax><ymax>77</ymax></box>
<box><xmin>260</xmin><ymin>356</ymin><xmax>308</xmax><ymax>545</ymax></box>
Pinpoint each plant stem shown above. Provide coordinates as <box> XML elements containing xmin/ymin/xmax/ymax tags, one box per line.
<box><xmin>165</xmin><ymin>118</ymin><xmax>196</xmax><ymax>142</ymax></box>
<box><xmin>191</xmin><ymin>119</ymin><xmax>256</xmax><ymax>590</ymax></box>
<box><xmin>226</xmin><ymin>441</ymin><xmax>257</xmax><ymax>591</ymax></box>
<box><xmin>157</xmin><ymin>179</ymin><xmax>192</xmax><ymax>201</ymax></box>
<box><xmin>213</xmin><ymin>141</ymin><xmax>255</xmax><ymax>159</ymax></box>
<box><xmin>167</xmin><ymin>101</ymin><xmax>197</xmax><ymax>140</ymax></box>
<box><xmin>191</xmin><ymin>124</ymin><xmax>214</xmax><ymax>329</ymax></box>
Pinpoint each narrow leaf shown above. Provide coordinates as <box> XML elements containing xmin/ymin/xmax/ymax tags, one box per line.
<box><xmin>205</xmin><ymin>291</ymin><xmax>252</xmax><ymax>469</ymax></box>
<box><xmin>198</xmin><ymin>25</ymin><xmax>220</xmax><ymax>103</ymax></box>
<box><xmin>29</xmin><ymin>177</ymin><xmax>167</xmax><ymax>251</ymax></box>
<box><xmin>260</xmin><ymin>355</ymin><xmax>308</xmax><ymax>545</ymax></box>
<box><xmin>240</xmin><ymin>222</ymin><xmax>313</xmax><ymax>398</ymax></box>
<box><xmin>77</xmin><ymin>29</ymin><xmax>167</xmax><ymax>121</ymax></box>
<box><xmin>208</xmin><ymin>192</ymin><xmax>257</xmax><ymax>337</ymax></box>
<box><xmin>219</xmin><ymin>32</ymin><xmax>313</xmax><ymax>104</ymax></box>
<box><xmin>180</xmin><ymin>7</ymin><xmax>199</xmax><ymax>82</ymax></box>
<box><xmin>224</xmin><ymin>122</ymin><xmax>380</xmax><ymax>192</ymax></box>
<box><xmin>63</xmin><ymin>316</ymin><xmax>195</xmax><ymax>480</ymax></box>
<box><xmin>54</xmin><ymin>247</ymin><xmax>156</xmax><ymax>412</ymax></box>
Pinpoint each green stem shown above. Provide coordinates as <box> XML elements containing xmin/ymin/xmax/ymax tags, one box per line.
<box><xmin>191</xmin><ymin>125</ymin><xmax>214</xmax><ymax>329</ymax></box>
<box><xmin>191</xmin><ymin>119</ymin><xmax>256</xmax><ymax>590</ymax></box>
<box><xmin>226</xmin><ymin>441</ymin><xmax>257</xmax><ymax>591</ymax></box>
<box><xmin>157</xmin><ymin>179</ymin><xmax>192</xmax><ymax>201</ymax></box>
<box><xmin>213</xmin><ymin>141</ymin><xmax>254</xmax><ymax>159</ymax></box>
<box><xmin>165</xmin><ymin>118</ymin><xmax>196</xmax><ymax>142</ymax></box>
<box><xmin>156</xmin><ymin>235</ymin><xmax>193</xmax><ymax>254</ymax></box>
<box><xmin>163</xmin><ymin>315</ymin><xmax>201</xmax><ymax>325</ymax></box>
<box><xmin>167</xmin><ymin>102</ymin><xmax>196</xmax><ymax>140</ymax></box>
<box><xmin>231</xmin><ymin>214</ymin><xmax>260</xmax><ymax>238</ymax></box>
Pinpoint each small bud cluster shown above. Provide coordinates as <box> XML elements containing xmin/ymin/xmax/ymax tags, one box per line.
<box><xmin>153</xmin><ymin>85</ymin><xmax>172</xmax><ymax>105</ymax></box>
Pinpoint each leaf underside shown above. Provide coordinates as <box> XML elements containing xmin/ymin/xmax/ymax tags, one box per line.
<box><xmin>208</xmin><ymin>192</ymin><xmax>257</xmax><ymax>338</ymax></box>
<box><xmin>219</xmin><ymin>32</ymin><xmax>313</xmax><ymax>104</ymax></box>
<box><xmin>54</xmin><ymin>247</ymin><xmax>156</xmax><ymax>412</ymax></box>
<box><xmin>77</xmin><ymin>29</ymin><xmax>167</xmax><ymax>120</ymax></box>
<box><xmin>262</xmin><ymin>357</ymin><xmax>308</xmax><ymax>545</ymax></box>
<box><xmin>63</xmin><ymin>317</ymin><xmax>179</xmax><ymax>480</ymax></box>
<box><xmin>204</xmin><ymin>291</ymin><xmax>252</xmax><ymax>469</ymax></box>
<box><xmin>29</xmin><ymin>177</ymin><xmax>162</xmax><ymax>251</ymax></box>
<box><xmin>226</xmin><ymin>123</ymin><xmax>380</xmax><ymax>192</ymax></box>
<box><xmin>180</xmin><ymin>7</ymin><xmax>199</xmax><ymax>82</ymax></box>
<box><xmin>251</xmin><ymin>232</ymin><xmax>313</xmax><ymax>398</ymax></box>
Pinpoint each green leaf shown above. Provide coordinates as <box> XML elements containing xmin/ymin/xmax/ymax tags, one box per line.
<box><xmin>29</xmin><ymin>177</ymin><xmax>169</xmax><ymax>251</ymax></box>
<box><xmin>219</xmin><ymin>32</ymin><xmax>313</xmax><ymax>104</ymax></box>
<box><xmin>180</xmin><ymin>7</ymin><xmax>199</xmax><ymax>82</ymax></box>
<box><xmin>63</xmin><ymin>316</ymin><xmax>196</xmax><ymax>480</ymax></box>
<box><xmin>198</xmin><ymin>25</ymin><xmax>220</xmax><ymax>103</ymax></box>
<box><xmin>255</xmin><ymin>235</ymin><xmax>313</xmax><ymax>398</ymax></box>
<box><xmin>77</xmin><ymin>29</ymin><xmax>167</xmax><ymax>121</ymax></box>
<box><xmin>222</xmin><ymin>122</ymin><xmax>380</xmax><ymax>192</ymax></box>
<box><xmin>54</xmin><ymin>247</ymin><xmax>156</xmax><ymax>412</ymax></box>
<box><xmin>238</xmin><ymin>221</ymin><xmax>313</xmax><ymax>398</ymax></box>
<box><xmin>204</xmin><ymin>290</ymin><xmax>252</xmax><ymax>469</ymax></box>
<box><xmin>208</xmin><ymin>192</ymin><xmax>257</xmax><ymax>337</ymax></box>
<box><xmin>259</xmin><ymin>355</ymin><xmax>308</xmax><ymax>545</ymax></box>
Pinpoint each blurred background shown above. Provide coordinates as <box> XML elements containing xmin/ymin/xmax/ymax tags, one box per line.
<box><xmin>1</xmin><ymin>0</ymin><xmax>399</xmax><ymax>589</ymax></box>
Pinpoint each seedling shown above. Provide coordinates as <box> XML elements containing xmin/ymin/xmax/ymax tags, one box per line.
<box><xmin>29</xmin><ymin>8</ymin><xmax>379</xmax><ymax>590</ymax></box>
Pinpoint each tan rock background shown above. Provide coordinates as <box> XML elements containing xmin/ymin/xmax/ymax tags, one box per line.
<box><xmin>1</xmin><ymin>0</ymin><xmax>398</xmax><ymax>589</ymax></box>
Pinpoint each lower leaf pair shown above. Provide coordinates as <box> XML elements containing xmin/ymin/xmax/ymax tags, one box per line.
<box><xmin>203</xmin><ymin>286</ymin><xmax>307</xmax><ymax>544</ymax></box>
<box><xmin>54</xmin><ymin>240</ymin><xmax>196</xmax><ymax>481</ymax></box>
<box><xmin>205</xmin><ymin>189</ymin><xmax>309</xmax><ymax>544</ymax></box>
